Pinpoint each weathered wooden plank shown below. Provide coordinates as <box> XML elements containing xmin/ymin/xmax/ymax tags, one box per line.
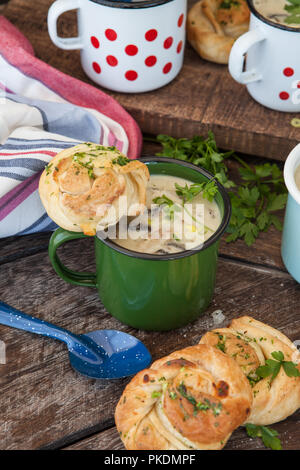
<box><xmin>0</xmin><ymin>242</ymin><xmax>299</xmax><ymax>450</ymax></box>
<box><xmin>3</xmin><ymin>0</ymin><xmax>300</xmax><ymax>160</ymax></box>
<box><xmin>63</xmin><ymin>408</ymin><xmax>300</xmax><ymax>450</ymax></box>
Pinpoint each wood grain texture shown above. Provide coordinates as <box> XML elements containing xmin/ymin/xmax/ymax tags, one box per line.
<box><xmin>0</xmin><ymin>241</ymin><xmax>299</xmax><ymax>450</ymax></box>
<box><xmin>64</xmin><ymin>409</ymin><xmax>300</xmax><ymax>450</ymax></box>
<box><xmin>3</xmin><ymin>0</ymin><xmax>300</xmax><ymax>161</ymax></box>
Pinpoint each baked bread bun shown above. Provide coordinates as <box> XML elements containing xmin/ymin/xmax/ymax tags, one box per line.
<box><xmin>200</xmin><ymin>316</ymin><xmax>300</xmax><ymax>425</ymax></box>
<box><xmin>187</xmin><ymin>0</ymin><xmax>250</xmax><ymax>64</ymax></box>
<box><xmin>39</xmin><ymin>143</ymin><xmax>149</xmax><ymax>236</ymax></box>
<box><xmin>115</xmin><ymin>344</ymin><xmax>252</xmax><ymax>450</ymax></box>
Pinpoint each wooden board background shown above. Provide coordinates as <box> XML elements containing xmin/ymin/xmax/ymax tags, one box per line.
<box><xmin>1</xmin><ymin>0</ymin><xmax>300</xmax><ymax>161</ymax></box>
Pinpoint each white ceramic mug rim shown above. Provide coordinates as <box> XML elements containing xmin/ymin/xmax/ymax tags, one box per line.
<box><xmin>247</xmin><ymin>0</ymin><xmax>300</xmax><ymax>33</ymax></box>
<box><xmin>89</xmin><ymin>0</ymin><xmax>174</xmax><ymax>9</ymax></box>
<box><xmin>284</xmin><ymin>143</ymin><xmax>300</xmax><ymax>205</ymax></box>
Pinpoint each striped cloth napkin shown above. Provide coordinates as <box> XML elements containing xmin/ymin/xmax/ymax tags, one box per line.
<box><xmin>0</xmin><ymin>16</ymin><xmax>142</xmax><ymax>238</ymax></box>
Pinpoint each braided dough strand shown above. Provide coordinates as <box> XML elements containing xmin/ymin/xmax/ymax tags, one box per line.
<box><xmin>115</xmin><ymin>344</ymin><xmax>252</xmax><ymax>450</ymax></box>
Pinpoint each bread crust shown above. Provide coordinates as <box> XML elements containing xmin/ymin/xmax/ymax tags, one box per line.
<box><xmin>187</xmin><ymin>0</ymin><xmax>250</xmax><ymax>64</ymax></box>
<box><xmin>38</xmin><ymin>144</ymin><xmax>149</xmax><ymax>235</ymax></box>
<box><xmin>115</xmin><ymin>344</ymin><xmax>252</xmax><ymax>450</ymax></box>
<box><xmin>200</xmin><ymin>316</ymin><xmax>300</xmax><ymax>425</ymax></box>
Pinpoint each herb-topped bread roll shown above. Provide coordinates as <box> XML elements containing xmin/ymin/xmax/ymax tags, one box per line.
<box><xmin>187</xmin><ymin>0</ymin><xmax>250</xmax><ymax>64</ymax></box>
<box><xmin>115</xmin><ymin>344</ymin><xmax>252</xmax><ymax>450</ymax></box>
<box><xmin>39</xmin><ymin>143</ymin><xmax>150</xmax><ymax>235</ymax></box>
<box><xmin>200</xmin><ymin>316</ymin><xmax>300</xmax><ymax>425</ymax></box>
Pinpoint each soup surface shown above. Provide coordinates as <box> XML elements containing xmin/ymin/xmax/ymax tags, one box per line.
<box><xmin>109</xmin><ymin>174</ymin><xmax>222</xmax><ymax>255</ymax></box>
<box><xmin>295</xmin><ymin>164</ymin><xmax>300</xmax><ymax>191</ymax></box>
<box><xmin>253</xmin><ymin>0</ymin><xmax>300</xmax><ymax>28</ymax></box>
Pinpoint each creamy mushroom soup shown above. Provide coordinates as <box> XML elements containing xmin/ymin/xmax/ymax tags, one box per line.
<box><xmin>109</xmin><ymin>174</ymin><xmax>222</xmax><ymax>255</ymax></box>
<box><xmin>253</xmin><ymin>0</ymin><xmax>300</xmax><ymax>28</ymax></box>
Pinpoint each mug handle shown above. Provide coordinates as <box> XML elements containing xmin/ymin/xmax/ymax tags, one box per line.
<box><xmin>47</xmin><ymin>0</ymin><xmax>84</xmax><ymax>50</ymax></box>
<box><xmin>48</xmin><ymin>228</ymin><xmax>97</xmax><ymax>287</ymax></box>
<box><xmin>228</xmin><ymin>29</ymin><xmax>266</xmax><ymax>84</ymax></box>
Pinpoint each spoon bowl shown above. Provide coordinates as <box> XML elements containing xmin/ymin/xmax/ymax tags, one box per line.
<box><xmin>69</xmin><ymin>329</ymin><xmax>151</xmax><ymax>379</ymax></box>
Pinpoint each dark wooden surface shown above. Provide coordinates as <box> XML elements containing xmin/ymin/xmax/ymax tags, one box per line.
<box><xmin>0</xmin><ymin>139</ymin><xmax>299</xmax><ymax>451</ymax></box>
<box><xmin>0</xmin><ymin>0</ymin><xmax>300</xmax><ymax>451</ymax></box>
<box><xmin>2</xmin><ymin>0</ymin><xmax>300</xmax><ymax>161</ymax></box>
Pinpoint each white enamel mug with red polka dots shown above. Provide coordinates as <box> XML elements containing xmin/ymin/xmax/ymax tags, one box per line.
<box><xmin>47</xmin><ymin>0</ymin><xmax>187</xmax><ymax>93</ymax></box>
<box><xmin>229</xmin><ymin>0</ymin><xmax>300</xmax><ymax>112</ymax></box>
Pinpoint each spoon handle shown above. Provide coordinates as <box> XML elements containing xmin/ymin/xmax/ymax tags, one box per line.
<box><xmin>0</xmin><ymin>301</ymin><xmax>75</xmax><ymax>345</ymax></box>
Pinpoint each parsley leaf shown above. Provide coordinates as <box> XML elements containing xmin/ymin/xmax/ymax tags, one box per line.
<box><xmin>246</xmin><ymin>423</ymin><xmax>282</xmax><ymax>450</ymax></box>
<box><xmin>255</xmin><ymin>350</ymin><xmax>300</xmax><ymax>383</ymax></box>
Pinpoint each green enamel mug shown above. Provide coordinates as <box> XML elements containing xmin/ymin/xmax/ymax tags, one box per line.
<box><xmin>48</xmin><ymin>157</ymin><xmax>231</xmax><ymax>331</ymax></box>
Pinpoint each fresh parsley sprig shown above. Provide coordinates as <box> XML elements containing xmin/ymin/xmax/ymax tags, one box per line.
<box><xmin>175</xmin><ymin>179</ymin><xmax>218</xmax><ymax>203</ymax></box>
<box><xmin>246</xmin><ymin>423</ymin><xmax>282</xmax><ymax>450</ymax></box>
<box><xmin>156</xmin><ymin>133</ymin><xmax>235</xmax><ymax>189</ymax></box>
<box><xmin>153</xmin><ymin>132</ymin><xmax>287</xmax><ymax>246</ymax></box>
<box><xmin>255</xmin><ymin>351</ymin><xmax>300</xmax><ymax>383</ymax></box>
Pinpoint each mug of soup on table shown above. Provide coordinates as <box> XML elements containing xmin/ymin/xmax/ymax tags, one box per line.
<box><xmin>282</xmin><ymin>144</ymin><xmax>300</xmax><ymax>283</ymax></box>
<box><xmin>47</xmin><ymin>0</ymin><xmax>187</xmax><ymax>93</ymax></box>
<box><xmin>46</xmin><ymin>156</ymin><xmax>231</xmax><ymax>331</ymax></box>
<box><xmin>229</xmin><ymin>0</ymin><xmax>300</xmax><ymax>112</ymax></box>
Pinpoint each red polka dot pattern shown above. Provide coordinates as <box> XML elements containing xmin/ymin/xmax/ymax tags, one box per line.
<box><xmin>164</xmin><ymin>37</ymin><xmax>173</xmax><ymax>49</ymax></box>
<box><xmin>145</xmin><ymin>29</ymin><xmax>158</xmax><ymax>41</ymax></box>
<box><xmin>177</xmin><ymin>40</ymin><xmax>183</xmax><ymax>53</ymax></box>
<box><xmin>106</xmin><ymin>55</ymin><xmax>118</xmax><ymax>67</ymax></box>
<box><xmin>125</xmin><ymin>45</ymin><xmax>138</xmax><ymax>56</ymax></box>
<box><xmin>178</xmin><ymin>14</ymin><xmax>184</xmax><ymax>27</ymax></box>
<box><xmin>105</xmin><ymin>29</ymin><xmax>117</xmax><ymax>41</ymax></box>
<box><xmin>283</xmin><ymin>67</ymin><xmax>294</xmax><ymax>77</ymax></box>
<box><xmin>145</xmin><ymin>55</ymin><xmax>157</xmax><ymax>67</ymax></box>
<box><xmin>163</xmin><ymin>62</ymin><xmax>172</xmax><ymax>74</ymax></box>
<box><xmin>90</xmin><ymin>36</ymin><xmax>99</xmax><ymax>48</ymax></box>
<box><xmin>92</xmin><ymin>62</ymin><xmax>101</xmax><ymax>74</ymax></box>
<box><xmin>125</xmin><ymin>70</ymin><xmax>138</xmax><ymax>81</ymax></box>
<box><xmin>298</xmin><ymin>82</ymin><xmax>300</xmax><ymax>89</ymax></box>
<box><xmin>279</xmin><ymin>91</ymin><xmax>289</xmax><ymax>100</ymax></box>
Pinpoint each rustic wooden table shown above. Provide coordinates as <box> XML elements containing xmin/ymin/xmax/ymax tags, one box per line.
<box><xmin>0</xmin><ymin>0</ymin><xmax>299</xmax><ymax>451</ymax></box>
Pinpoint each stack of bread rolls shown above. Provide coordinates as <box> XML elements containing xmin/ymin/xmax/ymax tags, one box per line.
<box><xmin>115</xmin><ymin>316</ymin><xmax>300</xmax><ymax>450</ymax></box>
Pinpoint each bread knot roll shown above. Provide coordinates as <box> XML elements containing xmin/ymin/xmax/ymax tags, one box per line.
<box><xmin>187</xmin><ymin>0</ymin><xmax>250</xmax><ymax>64</ymax></box>
<box><xmin>39</xmin><ymin>143</ymin><xmax>149</xmax><ymax>236</ymax></box>
<box><xmin>115</xmin><ymin>344</ymin><xmax>252</xmax><ymax>450</ymax></box>
<box><xmin>200</xmin><ymin>316</ymin><xmax>300</xmax><ymax>425</ymax></box>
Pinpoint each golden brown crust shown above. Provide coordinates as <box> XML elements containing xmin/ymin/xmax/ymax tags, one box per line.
<box><xmin>38</xmin><ymin>144</ymin><xmax>149</xmax><ymax>235</ymax></box>
<box><xmin>187</xmin><ymin>0</ymin><xmax>250</xmax><ymax>64</ymax></box>
<box><xmin>200</xmin><ymin>316</ymin><xmax>300</xmax><ymax>425</ymax></box>
<box><xmin>115</xmin><ymin>344</ymin><xmax>252</xmax><ymax>450</ymax></box>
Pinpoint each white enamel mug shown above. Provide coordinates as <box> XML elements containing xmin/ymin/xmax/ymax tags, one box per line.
<box><xmin>229</xmin><ymin>0</ymin><xmax>300</xmax><ymax>112</ymax></box>
<box><xmin>48</xmin><ymin>0</ymin><xmax>187</xmax><ymax>93</ymax></box>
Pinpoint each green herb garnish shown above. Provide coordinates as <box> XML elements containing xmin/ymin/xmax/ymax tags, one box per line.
<box><xmin>255</xmin><ymin>351</ymin><xmax>300</xmax><ymax>383</ymax></box>
<box><xmin>152</xmin><ymin>194</ymin><xmax>181</xmax><ymax>220</ymax></box>
<box><xmin>175</xmin><ymin>179</ymin><xmax>218</xmax><ymax>203</ymax></box>
<box><xmin>112</xmin><ymin>156</ymin><xmax>130</xmax><ymax>166</ymax></box>
<box><xmin>45</xmin><ymin>163</ymin><xmax>53</xmax><ymax>175</ymax></box>
<box><xmin>219</xmin><ymin>0</ymin><xmax>241</xmax><ymax>9</ymax></box>
<box><xmin>151</xmin><ymin>391</ymin><xmax>162</xmax><ymax>399</ymax></box>
<box><xmin>246</xmin><ymin>423</ymin><xmax>282</xmax><ymax>450</ymax></box>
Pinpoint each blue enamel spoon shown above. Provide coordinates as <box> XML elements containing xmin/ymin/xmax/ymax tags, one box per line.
<box><xmin>0</xmin><ymin>301</ymin><xmax>151</xmax><ymax>379</ymax></box>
